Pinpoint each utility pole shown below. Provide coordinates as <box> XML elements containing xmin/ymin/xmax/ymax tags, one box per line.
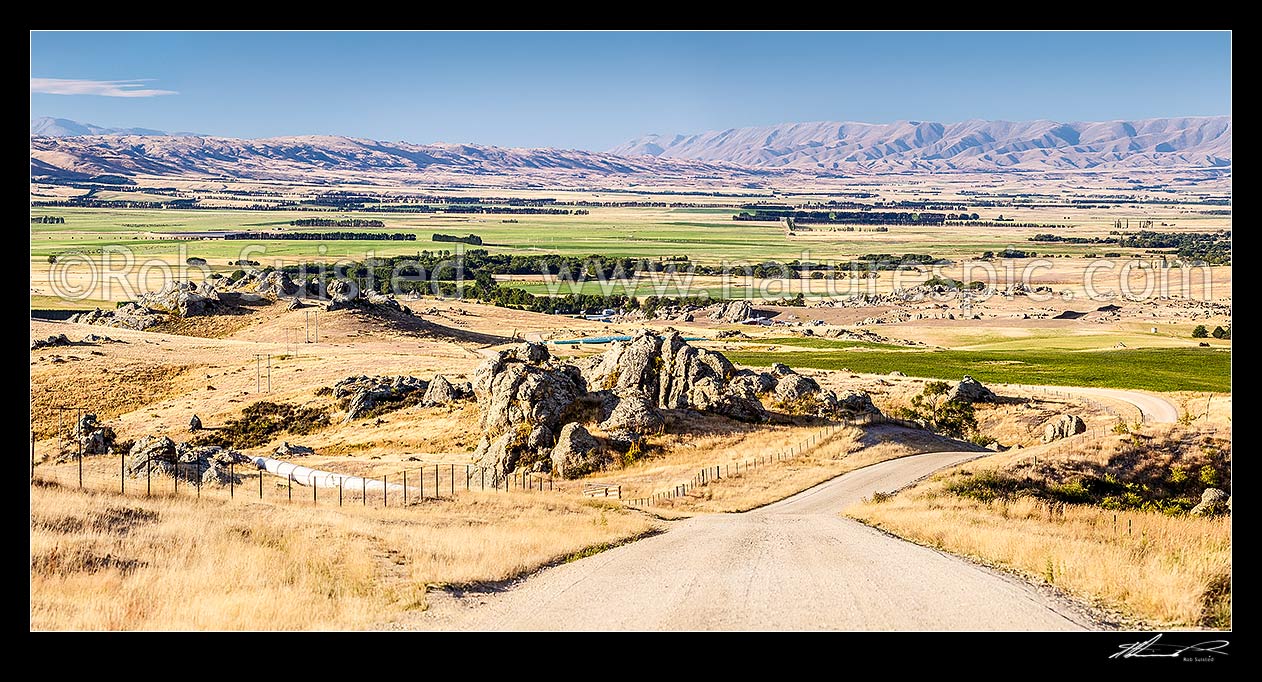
<box><xmin>303</xmin><ymin>310</ymin><xmax>319</xmax><ymax>343</ymax></box>
<box><xmin>253</xmin><ymin>354</ymin><xmax>272</xmax><ymax>393</ymax></box>
<box><xmin>54</xmin><ymin>405</ymin><xmax>87</xmax><ymax>487</ymax></box>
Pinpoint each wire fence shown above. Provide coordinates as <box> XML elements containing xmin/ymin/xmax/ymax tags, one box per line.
<box><xmin>623</xmin><ymin>412</ymin><xmax>908</xmax><ymax>507</ymax></box>
<box><xmin>34</xmin><ymin>388</ymin><xmax>1214</xmax><ymax>510</ymax></box>
<box><xmin>30</xmin><ymin>440</ymin><xmax>554</xmax><ymax>509</ymax></box>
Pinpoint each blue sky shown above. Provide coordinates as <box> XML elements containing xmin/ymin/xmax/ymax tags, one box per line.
<box><xmin>30</xmin><ymin>31</ymin><xmax>1231</xmax><ymax>150</ymax></box>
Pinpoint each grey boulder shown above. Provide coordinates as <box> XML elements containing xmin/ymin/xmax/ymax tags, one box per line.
<box><xmin>551</xmin><ymin>423</ymin><xmax>608</xmax><ymax>479</ymax></box>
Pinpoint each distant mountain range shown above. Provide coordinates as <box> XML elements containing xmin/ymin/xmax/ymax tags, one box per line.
<box><xmin>611</xmin><ymin>117</ymin><xmax>1232</xmax><ymax>172</ymax></box>
<box><xmin>29</xmin><ymin>115</ymin><xmax>1231</xmax><ymax>181</ymax></box>
<box><xmin>29</xmin><ymin>132</ymin><xmax>753</xmax><ymax>182</ymax></box>
<box><xmin>30</xmin><ymin>116</ymin><xmax>199</xmax><ymax>138</ymax></box>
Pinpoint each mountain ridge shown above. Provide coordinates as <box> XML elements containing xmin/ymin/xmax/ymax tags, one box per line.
<box><xmin>29</xmin><ymin>132</ymin><xmax>762</xmax><ymax>182</ymax></box>
<box><xmin>30</xmin><ymin>116</ymin><xmax>199</xmax><ymax>138</ymax></box>
<box><xmin>610</xmin><ymin>116</ymin><xmax>1232</xmax><ymax>172</ymax></box>
<box><xmin>29</xmin><ymin>115</ymin><xmax>1231</xmax><ymax>181</ymax></box>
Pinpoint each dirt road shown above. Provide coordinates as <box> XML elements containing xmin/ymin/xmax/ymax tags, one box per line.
<box><xmin>405</xmin><ymin>449</ymin><xmax>1097</xmax><ymax>631</ymax></box>
<box><xmin>1011</xmin><ymin>384</ymin><xmax>1181</xmax><ymax>424</ymax></box>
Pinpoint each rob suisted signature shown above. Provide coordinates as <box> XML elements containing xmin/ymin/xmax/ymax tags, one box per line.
<box><xmin>1111</xmin><ymin>634</ymin><xmax>1229</xmax><ymax>660</ymax></box>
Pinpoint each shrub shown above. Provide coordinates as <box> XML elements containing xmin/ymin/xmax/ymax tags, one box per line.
<box><xmin>1192</xmin><ymin>325</ymin><xmax>1209</xmax><ymax>338</ymax></box>
<box><xmin>905</xmin><ymin>381</ymin><xmax>977</xmax><ymax>438</ymax></box>
<box><xmin>191</xmin><ymin>401</ymin><xmax>329</xmax><ymax>449</ymax></box>
<box><xmin>623</xmin><ymin>440</ymin><xmax>644</xmax><ymax>466</ymax></box>
<box><xmin>923</xmin><ymin>276</ymin><xmax>963</xmax><ymax>289</ymax></box>
<box><xmin>967</xmin><ymin>432</ymin><xmax>996</xmax><ymax>447</ymax></box>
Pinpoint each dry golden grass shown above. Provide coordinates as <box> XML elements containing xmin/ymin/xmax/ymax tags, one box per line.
<box><xmin>848</xmin><ymin>423</ymin><xmax>1232</xmax><ymax>629</ymax></box>
<box><xmin>30</xmin><ymin>481</ymin><xmax>653</xmax><ymax>630</ymax></box>
<box><xmin>850</xmin><ymin>492</ymin><xmax>1230</xmax><ymax>628</ymax></box>
<box><xmin>594</xmin><ymin>417</ymin><xmax>982</xmax><ymax>513</ymax></box>
<box><xmin>30</xmin><ymin>360</ymin><xmax>195</xmax><ymax>440</ymax></box>
<box><xmin>984</xmin><ymin>423</ymin><xmax>1231</xmax><ymax>497</ymax></box>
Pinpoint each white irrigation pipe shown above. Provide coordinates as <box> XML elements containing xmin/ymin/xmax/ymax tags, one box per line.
<box><xmin>253</xmin><ymin>457</ymin><xmax>403</xmax><ymax>492</ymax></box>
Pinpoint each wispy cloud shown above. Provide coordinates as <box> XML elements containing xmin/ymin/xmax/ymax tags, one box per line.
<box><xmin>30</xmin><ymin>78</ymin><xmax>178</xmax><ymax>98</ymax></box>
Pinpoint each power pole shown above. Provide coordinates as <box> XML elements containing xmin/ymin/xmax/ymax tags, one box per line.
<box><xmin>303</xmin><ymin>310</ymin><xmax>319</xmax><ymax>343</ymax></box>
<box><xmin>253</xmin><ymin>354</ymin><xmax>273</xmax><ymax>393</ymax></box>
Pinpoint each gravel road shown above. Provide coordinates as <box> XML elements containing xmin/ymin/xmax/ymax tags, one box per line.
<box><xmin>1010</xmin><ymin>384</ymin><xmax>1180</xmax><ymax>424</ymax></box>
<box><xmin>405</xmin><ymin>449</ymin><xmax>1099</xmax><ymax>631</ymax></box>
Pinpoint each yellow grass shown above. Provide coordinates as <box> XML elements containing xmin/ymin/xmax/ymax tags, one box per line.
<box><xmin>601</xmin><ymin>416</ymin><xmax>981</xmax><ymax>513</ymax></box>
<box><xmin>848</xmin><ymin>428</ymin><xmax>1232</xmax><ymax>628</ymax></box>
<box><xmin>29</xmin><ymin>481</ymin><xmax>653</xmax><ymax>630</ymax></box>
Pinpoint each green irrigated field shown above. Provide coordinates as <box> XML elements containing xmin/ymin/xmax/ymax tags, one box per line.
<box><xmin>725</xmin><ymin>345</ymin><xmax>1232</xmax><ymax>393</ymax></box>
<box><xmin>496</xmin><ymin>279</ymin><xmax>803</xmax><ymax>300</ymax></box>
<box><xmin>30</xmin><ymin>198</ymin><xmax>1231</xmax><ymax>267</ymax></box>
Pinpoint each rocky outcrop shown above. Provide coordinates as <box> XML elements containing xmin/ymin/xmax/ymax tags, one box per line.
<box><xmin>771</xmin><ymin>368</ymin><xmax>881</xmax><ymax>420</ymax></box>
<box><xmin>471</xmin><ymin>333</ymin><xmax>891</xmax><ymax>477</ymax></box>
<box><xmin>598</xmin><ymin>392</ymin><xmax>666</xmax><ymax>444</ymax></box>
<box><xmin>521</xmin><ymin>424</ymin><xmax>551</xmax><ymax>453</ymax></box>
<box><xmin>69</xmin><ymin>280</ymin><xmax>230</xmax><ymax>330</ymax></box>
<box><xmin>821</xmin><ymin>328</ymin><xmax>903</xmax><ymax>344</ymax></box>
<box><xmin>71</xmin><ymin>413</ymin><xmax>116</xmax><ymax>455</ymax></box>
<box><xmin>314</xmin><ymin>277</ymin><xmax>414</xmax><ymax>316</ymax></box>
<box><xmin>582</xmin><ymin>330</ymin><xmax>764</xmax><ymax>423</ymax></box>
<box><xmin>127</xmin><ymin>436</ymin><xmax>176</xmax><ymax>475</ymax></box>
<box><xmin>709</xmin><ymin>299</ymin><xmax>754</xmax><ymax>323</ymax></box>
<box><xmin>274</xmin><ymin>441</ymin><xmax>315</xmax><ymax>458</ymax></box>
<box><xmin>835</xmin><ymin>391</ymin><xmax>881</xmax><ymax>415</ymax></box>
<box><xmin>325</xmin><ymin>278</ymin><xmax>357</xmax><ymax>308</ymax></box>
<box><xmin>421</xmin><ymin>374</ymin><xmax>474</xmax><ymax>406</ymax></box>
<box><xmin>333</xmin><ymin>374</ymin><xmax>428</xmax><ymax>421</ymax></box>
<box><xmin>31</xmin><ymin>334</ymin><xmax>71</xmax><ymax>350</ymax></box>
<box><xmin>69</xmin><ymin>302</ymin><xmax>165</xmax><ymax>330</ymax></box>
<box><xmin>730</xmin><ymin>369</ymin><xmax>777</xmax><ymax>395</ymax></box>
<box><xmin>948</xmin><ymin>375</ymin><xmax>999</xmax><ymax>403</ymax></box>
<box><xmin>551</xmin><ymin>423</ymin><xmax>607</xmax><ymax>479</ymax></box>
<box><xmin>362</xmin><ymin>292</ymin><xmax>412</xmax><ymax>316</ymax></box>
<box><xmin>472</xmin><ymin>343</ymin><xmax>587</xmax><ymax>479</ymax></box>
<box><xmin>1190</xmin><ymin>488</ymin><xmax>1230</xmax><ymax>517</ymax></box>
<box><xmin>254</xmin><ymin>270</ymin><xmax>299</xmax><ymax>298</ymax></box>
<box><xmin>1041</xmin><ymin>414</ymin><xmax>1086</xmax><ymax>443</ymax></box>
<box><xmin>139</xmin><ymin>280</ymin><xmax>219</xmax><ymax>317</ymax></box>
<box><xmin>126</xmin><ymin>436</ymin><xmax>249</xmax><ymax>485</ymax></box>
<box><xmin>189</xmin><ymin>415</ymin><xmax>202</xmax><ymax>432</ymax></box>
<box><xmin>773</xmin><ymin>374</ymin><xmax>821</xmax><ymax>403</ymax></box>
